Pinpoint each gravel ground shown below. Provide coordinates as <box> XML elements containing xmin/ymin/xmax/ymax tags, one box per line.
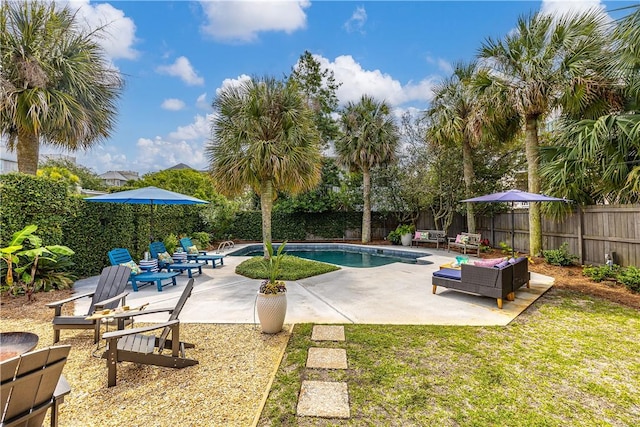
<box><xmin>1</xmin><ymin>290</ymin><xmax>290</xmax><ymax>426</ymax></box>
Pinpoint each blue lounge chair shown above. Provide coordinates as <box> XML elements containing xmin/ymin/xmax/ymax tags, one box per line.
<box><xmin>108</xmin><ymin>248</ymin><xmax>180</xmax><ymax>292</ymax></box>
<box><xmin>149</xmin><ymin>241</ymin><xmax>204</xmax><ymax>278</ymax></box>
<box><xmin>179</xmin><ymin>237</ymin><xmax>224</xmax><ymax>268</ymax></box>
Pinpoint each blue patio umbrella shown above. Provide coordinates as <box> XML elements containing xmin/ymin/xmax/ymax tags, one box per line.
<box><xmin>85</xmin><ymin>186</ymin><xmax>208</xmax><ymax>241</ymax></box>
<box><xmin>461</xmin><ymin>190</ymin><xmax>569</xmax><ymax>256</ymax></box>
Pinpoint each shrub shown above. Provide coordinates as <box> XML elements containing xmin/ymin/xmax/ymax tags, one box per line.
<box><xmin>163</xmin><ymin>234</ymin><xmax>179</xmax><ymax>254</ymax></box>
<box><xmin>498</xmin><ymin>241</ymin><xmax>513</xmax><ymax>255</ymax></box>
<box><xmin>582</xmin><ymin>265</ymin><xmax>620</xmax><ymax>282</ymax></box>
<box><xmin>192</xmin><ymin>232</ymin><xmax>211</xmax><ymax>249</ymax></box>
<box><xmin>542</xmin><ymin>243</ymin><xmax>578</xmax><ymax>266</ymax></box>
<box><xmin>387</xmin><ymin>230</ymin><xmax>401</xmax><ymax>245</ymax></box>
<box><xmin>617</xmin><ymin>266</ymin><xmax>640</xmax><ymax>293</ymax></box>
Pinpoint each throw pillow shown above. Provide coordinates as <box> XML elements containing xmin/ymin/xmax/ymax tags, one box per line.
<box><xmin>187</xmin><ymin>245</ymin><xmax>199</xmax><ymax>255</ymax></box>
<box><xmin>474</xmin><ymin>258</ymin><xmax>503</xmax><ymax>268</ymax></box>
<box><xmin>495</xmin><ymin>260</ymin><xmax>511</xmax><ymax>269</ymax></box>
<box><xmin>120</xmin><ymin>260</ymin><xmax>141</xmax><ymax>275</ymax></box>
<box><xmin>422</xmin><ymin>231</ymin><xmax>430</xmax><ymax>240</ymax></box>
<box><xmin>460</xmin><ymin>235</ymin><xmax>470</xmax><ymax>244</ymax></box>
<box><xmin>455</xmin><ymin>234</ymin><xmax>463</xmax><ymax>244</ymax></box>
<box><xmin>158</xmin><ymin>251</ymin><xmax>174</xmax><ymax>264</ymax></box>
<box><xmin>414</xmin><ymin>231</ymin><xmax>422</xmax><ymax>240</ymax></box>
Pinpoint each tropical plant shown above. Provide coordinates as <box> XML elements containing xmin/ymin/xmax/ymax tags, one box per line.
<box><xmin>1</xmin><ymin>224</ymin><xmax>74</xmax><ymax>299</ymax></box>
<box><xmin>0</xmin><ymin>0</ymin><xmax>123</xmax><ymax>174</ymax></box>
<box><xmin>336</xmin><ymin>95</ymin><xmax>399</xmax><ymax>243</ymax></box>
<box><xmin>192</xmin><ymin>232</ymin><xmax>211</xmax><ymax>249</ymax></box>
<box><xmin>259</xmin><ymin>241</ymin><xmax>287</xmax><ymax>294</ymax></box>
<box><xmin>542</xmin><ymin>243</ymin><xmax>578</xmax><ymax>266</ymax></box>
<box><xmin>207</xmin><ymin>76</ymin><xmax>322</xmax><ymax>257</ymax></box>
<box><xmin>386</xmin><ymin>229</ymin><xmax>401</xmax><ymax>245</ymax></box>
<box><xmin>162</xmin><ymin>233</ymin><xmax>179</xmax><ymax>254</ymax></box>
<box><xmin>476</xmin><ymin>10</ymin><xmax>617</xmax><ymax>255</ymax></box>
<box><xmin>395</xmin><ymin>224</ymin><xmax>415</xmax><ymax>236</ymax></box>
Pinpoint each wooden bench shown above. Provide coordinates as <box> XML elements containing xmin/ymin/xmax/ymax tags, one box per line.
<box><xmin>411</xmin><ymin>230</ymin><xmax>447</xmax><ymax>249</ymax></box>
<box><xmin>447</xmin><ymin>232</ymin><xmax>482</xmax><ymax>256</ymax></box>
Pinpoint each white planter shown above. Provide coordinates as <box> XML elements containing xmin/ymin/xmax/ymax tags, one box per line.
<box><xmin>256</xmin><ymin>292</ymin><xmax>287</xmax><ymax>333</ymax></box>
<box><xmin>401</xmin><ymin>233</ymin><xmax>412</xmax><ymax>246</ymax></box>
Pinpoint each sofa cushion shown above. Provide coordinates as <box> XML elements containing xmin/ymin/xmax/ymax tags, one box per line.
<box><xmin>474</xmin><ymin>258</ymin><xmax>504</xmax><ymax>267</ymax></box>
<box><xmin>414</xmin><ymin>231</ymin><xmax>422</xmax><ymax>240</ymax></box>
<box><xmin>433</xmin><ymin>268</ymin><xmax>462</xmax><ymax>280</ymax></box>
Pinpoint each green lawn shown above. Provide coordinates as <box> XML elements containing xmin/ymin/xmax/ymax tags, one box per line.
<box><xmin>236</xmin><ymin>255</ymin><xmax>340</xmax><ymax>281</ymax></box>
<box><xmin>259</xmin><ymin>289</ymin><xmax>640</xmax><ymax>426</ymax></box>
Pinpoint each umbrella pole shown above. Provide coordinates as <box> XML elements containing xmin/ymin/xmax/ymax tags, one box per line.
<box><xmin>150</xmin><ymin>203</ymin><xmax>154</xmax><ymax>243</ymax></box>
<box><xmin>511</xmin><ymin>203</ymin><xmax>515</xmax><ymax>258</ymax></box>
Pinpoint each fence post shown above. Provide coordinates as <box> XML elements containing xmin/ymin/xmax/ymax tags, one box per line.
<box><xmin>577</xmin><ymin>205</ymin><xmax>584</xmax><ymax>264</ymax></box>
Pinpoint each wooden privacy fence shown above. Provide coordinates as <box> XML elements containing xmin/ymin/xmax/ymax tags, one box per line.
<box><xmin>473</xmin><ymin>204</ymin><xmax>640</xmax><ymax>267</ymax></box>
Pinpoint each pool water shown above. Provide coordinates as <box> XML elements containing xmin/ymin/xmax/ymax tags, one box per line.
<box><xmin>240</xmin><ymin>249</ymin><xmax>417</xmax><ymax>268</ymax></box>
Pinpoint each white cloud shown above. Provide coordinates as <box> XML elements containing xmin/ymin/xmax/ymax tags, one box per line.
<box><xmin>426</xmin><ymin>56</ymin><xmax>453</xmax><ymax>75</ymax></box>
<box><xmin>157</xmin><ymin>56</ymin><xmax>205</xmax><ymax>86</ymax></box>
<box><xmin>315</xmin><ymin>55</ymin><xmax>438</xmax><ymax>106</ymax></box>
<box><xmin>199</xmin><ymin>0</ymin><xmax>310</xmax><ymax>42</ymax></box>
<box><xmin>344</xmin><ymin>6</ymin><xmax>367</xmax><ymax>34</ymax></box>
<box><xmin>161</xmin><ymin>98</ymin><xmax>186</xmax><ymax>111</ymax></box>
<box><xmin>540</xmin><ymin>0</ymin><xmax>606</xmax><ymax>18</ymax></box>
<box><xmin>135</xmin><ymin>137</ymin><xmax>208</xmax><ymax>171</ymax></box>
<box><xmin>196</xmin><ymin>93</ymin><xmax>210</xmax><ymax>110</ymax></box>
<box><xmin>168</xmin><ymin>114</ymin><xmax>213</xmax><ymax>141</ymax></box>
<box><xmin>216</xmin><ymin>74</ymin><xmax>252</xmax><ymax>96</ymax></box>
<box><xmin>63</xmin><ymin>0</ymin><xmax>138</xmax><ymax>60</ymax></box>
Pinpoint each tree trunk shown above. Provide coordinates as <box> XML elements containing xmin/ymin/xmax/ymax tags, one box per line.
<box><xmin>461</xmin><ymin>137</ymin><xmax>476</xmax><ymax>233</ymax></box>
<box><xmin>17</xmin><ymin>129</ymin><xmax>40</xmax><ymax>175</ymax></box>
<box><xmin>525</xmin><ymin>116</ymin><xmax>542</xmax><ymax>256</ymax></box>
<box><xmin>361</xmin><ymin>168</ymin><xmax>371</xmax><ymax>243</ymax></box>
<box><xmin>260</xmin><ymin>180</ymin><xmax>274</xmax><ymax>259</ymax></box>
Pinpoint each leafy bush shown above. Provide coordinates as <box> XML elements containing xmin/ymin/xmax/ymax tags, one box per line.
<box><xmin>543</xmin><ymin>243</ymin><xmax>578</xmax><ymax>266</ymax></box>
<box><xmin>395</xmin><ymin>224</ymin><xmax>415</xmax><ymax>235</ymax></box>
<box><xmin>617</xmin><ymin>266</ymin><xmax>640</xmax><ymax>293</ymax></box>
<box><xmin>163</xmin><ymin>234</ymin><xmax>179</xmax><ymax>254</ymax></box>
<box><xmin>192</xmin><ymin>232</ymin><xmax>211</xmax><ymax>249</ymax></box>
<box><xmin>582</xmin><ymin>265</ymin><xmax>620</xmax><ymax>282</ymax></box>
<box><xmin>387</xmin><ymin>230</ymin><xmax>401</xmax><ymax>245</ymax></box>
<box><xmin>498</xmin><ymin>241</ymin><xmax>513</xmax><ymax>255</ymax></box>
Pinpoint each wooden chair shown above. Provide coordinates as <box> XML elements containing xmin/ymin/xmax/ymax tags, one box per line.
<box><xmin>108</xmin><ymin>248</ymin><xmax>180</xmax><ymax>291</ymax></box>
<box><xmin>179</xmin><ymin>237</ymin><xmax>224</xmax><ymax>268</ymax></box>
<box><xmin>149</xmin><ymin>241</ymin><xmax>204</xmax><ymax>278</ymax></box>
<box><xmin>0</xmin><ymin>345</ymin><xmax>72</xmax><ymax>427</ymax></box>
<box><xmin>101</xmin><ymin>279</ymin><xmax>198</xmax><ymax>387</ymax></box>
<box><xmin>46</xmin><ymin>265</ymin><xmax>130</xmax><ymax>344</ymax></box>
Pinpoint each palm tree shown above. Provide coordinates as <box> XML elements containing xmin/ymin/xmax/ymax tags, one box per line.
<box><xmin>477</xmin><ymin>10</ymin><xmax>616</xmax><ymax>255</ymax></box>
<box><xmin>336</xmin><ymin>95</ymin><xmax>399</xmax><ymax>243</ymax></box>
<box><xmin>0</xmin><ymin>1</ymin><xmax>123</xmax><ymax>174</ymax></box>
<box><xmin>541</xmin><ymin>5</ymin><xmax>640</xmax><ymax>204</ymax></box>
<box><xmin>207</xmin><ymin>76</ymin><xmax>322</xmax><ymax>257</ymax></box>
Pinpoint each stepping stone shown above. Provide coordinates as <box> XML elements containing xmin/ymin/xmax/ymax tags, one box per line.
<box><xmin>312</xmin><ymin>325</ymin><xmax>345</xmax><ymax>341</ymax></box>
<box><xmin>297</xmin><ymin>380</ymin><xmax>350</xmax><ymax>418</ymax></box>
<box><xmin>306</xmin><ymin>347</ymin><xmax>348</xmax><ymax>369</ymax></box>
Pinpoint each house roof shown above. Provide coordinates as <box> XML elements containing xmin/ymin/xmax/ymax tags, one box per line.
<box><xmin>99</xmin><ymin>171</ymin><xmax>129</xmax><ymax>181</ymax></box>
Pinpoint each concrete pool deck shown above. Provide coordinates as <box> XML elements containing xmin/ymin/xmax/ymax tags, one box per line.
<box><xmin>73</xmin><ymin>244</ymin><xmax>554</xmax><ymax>326</ymax></box>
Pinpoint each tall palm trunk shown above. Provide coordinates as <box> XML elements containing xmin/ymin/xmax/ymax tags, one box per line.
<box><xmin>361</xmin><ymin>168</ymin><xmax>371</xmax><ymax>243</ymax></box>
<box><xmin>260</xmin><ymin>180</ymin><xmax>274</xmax><ymax>258</ymax></box>
<box><xmin>461</xmin><ymin>137</ymin><xmax>476</xmax><ymax>233</ymax></box>
<box><xmin>17</xmin><ymin>129</ymin><xmax>40</xmax><ymax>175</ymax></box>
<box><xmin>525</xmin><ymin>117</ymin><xmax>542</xmax><ymax>256</ymax></box>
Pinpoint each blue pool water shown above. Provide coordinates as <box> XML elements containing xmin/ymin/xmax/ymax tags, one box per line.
<box><xmin>232</xmin><ymin>246</ymin><xmax>420</xmax><ymax>268</ymax></box>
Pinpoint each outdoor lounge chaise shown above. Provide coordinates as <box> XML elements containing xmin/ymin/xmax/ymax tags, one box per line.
<box><xmin>149</xmin><ymin>242</ymin><xmax>204</xmax><ymax>278</ymax></box>
<box><xmin>179</xmin><ymin>237</ymin><xmax>224</xmax><ymax>267</ymax></box>
<box><xmin>47</xmin><ymin>265</ymin><xmax>130</xmax><ymax>344</ymax></box>
<box><xmin>431</xmin><ymin>257</ymin><xmax>529</xmax><ymax>309</ymax></box>
<box><xmin>101</xmin><ymin>279</ymin><xmax>198</xmax><ymax>387</ymax></box>
<box><xmin>108</xmin><ymin>248</ymin><xmax>180</xmax><ymax>292</ymax></box>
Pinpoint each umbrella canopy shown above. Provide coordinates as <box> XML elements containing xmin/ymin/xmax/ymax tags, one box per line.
<box><xmin>461</xmin><ymin>190</ymin><xmax>569</xmax><ymax>256</ymax></box>
<box><xmin>85</xmin><ymin>186</ymin><xmax>208</xmax><ymax>241</ymax></box>
<box><xmin>85</xmin><ymin>186</ymin><xmax>209</xmax><ymax>205</ymax></box>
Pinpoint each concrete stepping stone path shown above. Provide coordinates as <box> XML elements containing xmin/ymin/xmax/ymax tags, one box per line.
<box><xmin>297</xmin><ymin>325</ymin><xmax>351</xmax><ymax>419</ymax></box>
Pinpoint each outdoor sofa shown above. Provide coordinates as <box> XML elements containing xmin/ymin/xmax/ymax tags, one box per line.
<box><xmin>431</xmin><ymin>257</ymin><xmax>530</xmax><ymax>309</ymax></box>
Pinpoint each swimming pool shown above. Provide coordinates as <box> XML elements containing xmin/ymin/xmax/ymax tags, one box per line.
<box><xmin>229</xmin><ymin>244</ymin><xmax>428</xmax><ymax>268</ymax></box>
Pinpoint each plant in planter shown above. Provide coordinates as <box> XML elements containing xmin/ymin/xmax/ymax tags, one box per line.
<box><xmin>395</xmin><ymin>224</ymin><xmax>415</xmax><ymax>246</ymax></box>
<box><xmin>256</xmin><ymin>241</ymin><xmax>287</xmax><ymax>333</ymax></box>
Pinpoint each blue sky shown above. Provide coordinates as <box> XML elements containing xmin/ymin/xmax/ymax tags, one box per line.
<box><xmin>26</xmin><ymin>0</ymin><xmax>639</xmax><ymax>175</ymax></box>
